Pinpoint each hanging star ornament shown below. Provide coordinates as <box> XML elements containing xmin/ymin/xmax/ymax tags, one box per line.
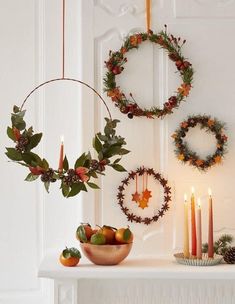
<box><xmin>142</xmin><ymin>189</ymin><xmax>152</xmax><ymax>200</ymax></box>
<box><xmin>132</xmin><ymin>191</ymin><xmax>141</xmax><ymax>203</ymax></box>
<box><xmin>138</xmin><ymin>197</ymin><xmax>149</xmax><ymax>209</ymax></box>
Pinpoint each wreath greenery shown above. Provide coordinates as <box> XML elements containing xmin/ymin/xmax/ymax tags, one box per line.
<box><xmin>5</xmin><ymin>79</ymin><xmax>130</xmax><ymax>198</ymax></box>
<box><xmin>117</xmin><ymin>167</ymin><xmax>171</xmax><ymax>225</ymax></box>
<box><xmin>172</xmin><ymin>115</ymin><xmax>228</xmax><ymax>171</ymax></box>
<box><xmin>104</xmin><ymin>26</ymin><xmax>194</xmax><ymax>119</ymax></box>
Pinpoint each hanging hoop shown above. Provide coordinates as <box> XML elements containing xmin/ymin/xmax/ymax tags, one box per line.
<box><xmin>6</xmin><ymin>78</ymin><xmax>130</xmax><ymax>197</ymax></box>
<box><xmin>19</xmin><ymin>77</ymin><xmax>112</xmax><ymax>120</ymax></box>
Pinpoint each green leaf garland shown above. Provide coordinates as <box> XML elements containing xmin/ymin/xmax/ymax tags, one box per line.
<box><xmin>6</xmin><ymin>106</ymin><xmax>130</xmax><ymax>197</ymax></box>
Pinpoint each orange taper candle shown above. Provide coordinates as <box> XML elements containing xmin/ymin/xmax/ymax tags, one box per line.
<box><xmin>191</xmin><ymin>187</ymin><xmax>197</xmax><ymax>256</ymax></box>
<box><xmin>58</xmin><ymin>135</ymin><xmax>64</xmax><ymax>172</ymax></box>
<box><xmin>208</xmin><ymin>188</ymin><xmax>214</xmax><ymax>258</ymax></box>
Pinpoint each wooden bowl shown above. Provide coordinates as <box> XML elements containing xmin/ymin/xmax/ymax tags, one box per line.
<box><xmin>80</xmin><ymin>242</ymin><xmax>133</xmax><ymax>265</ymax></box>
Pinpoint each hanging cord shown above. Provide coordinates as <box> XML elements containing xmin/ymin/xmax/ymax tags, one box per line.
<box><xmin>135</xmin><ymin>173</ymin><xmax>138</xmax><ymax>193</ymax></box>
<box><xmin>146</xmin><ymin>172</ymin><xmax>148</xmax><ymax>190</ymax></box>
<box><xmin>146</xmin><ymin>0</ymin><xmax>151</xmax><ymax>33</ymax></box>
<box><xmin>62</xmin><ymin>0</ymin><xmax>65</xmax><ymax>78</ymax></box>
<box><xmin>19</xmin><ymin>0</ymin><xmax>112</xmax><ymax>120</ymax></box>
<box><xmin>142</xmin><ymin>172</ymin><xmax>145</xmax><ymax>192</ymax></box>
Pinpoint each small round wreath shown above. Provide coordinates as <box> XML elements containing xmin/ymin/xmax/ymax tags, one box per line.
<box><xmin>5</xmin><ymin>78</ymin><xmax>130</xmax><ymax>198</ymax></box>
<box><xmin>117</xmin><ymin>167</ymin><xmax>171</xmax><ymax>225</ymax></box>
<box><xmin>172</xmin><ymin>115</ymin><xmax>228</xmax><ymax>171</ymax></box>
<box><xmin>104</xmin><ymin>26</ymin><xmax>194</xmax><ymax>119</ymax></box>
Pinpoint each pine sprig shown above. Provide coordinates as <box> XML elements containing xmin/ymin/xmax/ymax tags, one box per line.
<box><xmin>172</xmin><ymin>115</ymin><xmax>228</xmax><ymax>171</ymax></box>
<box><xmin>103</xmin><ymin>26</ymin><xmax>194</xmax><ymax>119</ymax></box>
<box><xmin>202</xmin><ymin>234</ymin><xmax>234</xmax><ymax>256</ymax></box>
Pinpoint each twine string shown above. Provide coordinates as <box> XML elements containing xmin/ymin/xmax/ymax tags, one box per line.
<box><xmin>62</xmin><ymin>0</ymin><xmax>65</xmax><ymax>78</ymax></box>
<box><xmin>146</xmin><ymin>0</ymin><xmax>151</xmax><ymax>33</ymax></box>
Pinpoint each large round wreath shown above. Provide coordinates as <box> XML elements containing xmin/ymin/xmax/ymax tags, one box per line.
<box><xmin>5</xmin><ymin>78</ymin><xmax>130</xmax><ymax>198</ymax></box>
<box><xmin>172</xmin><ymin>115</ymin><xmax>228</xmax><ymax>171</ymax></box>
<box><xmin>117</xmin><ymin>167</ymin><xmax>171</xmax><ymax>225</ymax></box>
<box><xmin>104</xmin><ymin>26</ymin><xmax>194</xmax><ymax>119</ymax></box>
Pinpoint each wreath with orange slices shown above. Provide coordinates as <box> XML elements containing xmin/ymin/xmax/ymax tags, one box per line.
<box><xmin>172</xmin><ymin>115</ymin><xmax>228</xmax><ymax>171</ymax></box>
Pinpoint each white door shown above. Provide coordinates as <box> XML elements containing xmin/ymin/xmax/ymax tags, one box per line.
<box><xmin>1</xmin><ymin>0</ymin><xmax>235</xmax><ymax>303</ymax></box>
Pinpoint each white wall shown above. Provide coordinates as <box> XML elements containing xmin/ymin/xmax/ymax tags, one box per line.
<box><xmin>1</xmin><ymin>0</ymin><xmax>235</xmax><ymax>303</ymax></box>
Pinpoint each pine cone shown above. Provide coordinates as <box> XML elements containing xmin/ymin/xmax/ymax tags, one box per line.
<box><xmin>15</xmin><ymin>136</ymin><xmax>29</xmax><ymax>152</ymax></box>
<box><xmin>67</xmin><ymin>169</ymin><xmax>76</xmax><ymax>177</ymax></box>
<box><xmin>224</xmin><ymin>247</ymin><xmax>235</xmax><ymax>264</ymax></box>
<box><xmin>41</xmin><ymin>168</ymin><xmax>55</xmax><ymax>183</ymax></box>
<box><xmin>90</xmin><ymin>160</ymin><xmax>99</xmax><ymax>170</ymax></box>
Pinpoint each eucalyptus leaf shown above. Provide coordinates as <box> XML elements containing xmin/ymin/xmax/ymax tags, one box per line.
<box><xmin>42</xmin><ymin>158</ymin><xmax>49</xmax><ymax>170</ymax></box>
<box><xmin>5</xmin><ymin>148</ymin><xmax>22</xmax><ymax>161</ymax></box>
<box><xmin>62</xmin><ymin>183</ymin><xmax>70</xmax><ymax>197</ymax></box>
<box><xmin>74</xmin><ymin>153</ymin><xmax>86</xmax><ymax>168</ymax></box>
<box><xmin>111</xmin><ymin>164</ymin><xmax>126</xmax><ymax>172</ymax></box>
<box><xmin>93</xmin><ymin>136</ymin><xmax>103</xmax><ymax>153</ymax></box>
<box><xmin>22</xmin><ymin>152</ymin><xmax>42</xmax><ymax>166</ymax></box>
<box><xmin>13</xmin><ymin>105</ymin><xmax>20</xmax><ymax>113</ymax></box>
<box><xmin>28</xmin><ymin>133</ymin><xmax>42</xmax><ymax>150</ymax></box>
<box><xmin>44</xmin><ymin>181</ymin><xmax>50</xmax><ymax>193</ymax></box>
<box><xmin>114</xmin><ymin>158</ymin><xmax>121</xmax><ymax>164</ymax></box>
<box><xmin>63</xmin><ymin>155</ymin><xmax>69</xmax><ymax>171</ymax></box>
<box><xmin>103</xmin><ymin>145</ymin><xmax>121</xmax><ymax>158</ymax></box>
<box><xmin>25</xmin><ymin>173</ymin><xmax>39</xmax><ymax>182</ymax></box>
<box><xmin>67</xmin><ymin>183</ymin><xmax>84</xmax><ymax>197</ymax></box>
<box><xmin>7</xmin><ymin>127</ymin><xmax>15</xmax><ymax>141</ymax></box>
<box><xmin>89</xmin><ymin>171</ymin><xmax>98</xmax><ymax>178</ymax></box>
<box><xmin>87</xmin><ymin>182</ymin><xmax>100</xmax><ymax>189</ymax></box>
<box><xmin>98</xmin><ymin>151</ymin><xmax>103</xmax><ymax>161</ymax></box>
<box><xmin>119</xmin><ymin>148</ymin><xmax>130</xmax><ymax>155</ymax></box>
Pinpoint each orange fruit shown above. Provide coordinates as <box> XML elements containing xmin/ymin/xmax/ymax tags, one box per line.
<box><xmin>60</xmin><ymin>254</ymin><xmax>80</xmax><ymax>267</ymax></box>
<box><xmin>115</xmin><ymin>227</ymin><xmax>133</xmax><ymax>244</ymax></box>
<box><xmin>76</xmin><ymin>224</ymin><xmax>93</xmax><ymax>242</ymax></box>
<box><xmin>98</xmin><ymin>226</ymin><xmax>116</xmax><ymax>244</ymax></box>
<box><xmin>59</xmin><ymin>247</ymin><xmax>81</xmax><ymax>267</ymax></box>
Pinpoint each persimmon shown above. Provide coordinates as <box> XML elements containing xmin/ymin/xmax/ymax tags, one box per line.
<box><xmin>76</xmin><ymin>223</ymin><xmax>93</xmax><ymax>242</ymax></box>
<box><xmin>59</xmin><ymin>247</ymin><xmax>81</xmax><ymax>267</ymax></box>
<box><xmin>98</xmin><ymin>225</ymin><xmax>116</xmax><ymax>244</ymax></box>
<box><xmin>90</xmin><ymin>233</ymin><xmax>106</xmax><ymax>245</ymax></box>
<box><xmin>115</xmin><ymin>227</ymin><xmax>133</xmax><ymax>244</ymax></box>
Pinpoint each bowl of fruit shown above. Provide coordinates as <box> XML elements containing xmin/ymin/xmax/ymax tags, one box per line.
<box><xmin>76</xmin><ymin>224</ymin><xmax>133</xmax><ymax>265</ymax></box>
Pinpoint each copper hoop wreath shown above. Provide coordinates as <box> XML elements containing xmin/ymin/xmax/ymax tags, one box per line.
<box><xmin>117</xmin><ymin>167</ymin><xmax>171</xmax><ymax>225</ymax></box>
<box><xmin>19</xmin><ymin>77</ymin><xmax>112</xmax><ymax>119</ymax></box>
<box><xmin>6</xmin><ymin>78</ymin><xmax>130</xmax><ymax>197</ymax></box>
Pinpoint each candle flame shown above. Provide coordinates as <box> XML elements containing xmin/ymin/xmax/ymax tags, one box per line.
<box><xmin>184</xmin><ymin>193</ymin><xmax>187</xmax><ymax>202</ymax></box>
<box><xmin>208</xmin><ymin>188</ymin><xmax>212</xmax><ymax>196</ymax></box>
<box><xmin>197</xmin><ymin>198</ymin><xmax>201</xmax><ymax>208</ymax></box>
<box><xmin>191</xmin><ymin>186</ymin><xmax>195</xmax><ymax>194</ymax></box>
<box><xmin>60</xmin><ymin>135</ymin><xmax>64</xmax><ymax>143</ymax></box>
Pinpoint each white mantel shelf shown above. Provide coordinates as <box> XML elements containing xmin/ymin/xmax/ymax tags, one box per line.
<box><xmin>38</xmin><ymin>251</ymin><xmax>235</xmax><ymax>280</ymax></box>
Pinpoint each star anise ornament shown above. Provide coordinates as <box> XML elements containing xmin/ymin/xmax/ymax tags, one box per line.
<box><xmin>117</xmin><ymin>166</ymin><xmax>171</xmax><ymax>225</ymax></box>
